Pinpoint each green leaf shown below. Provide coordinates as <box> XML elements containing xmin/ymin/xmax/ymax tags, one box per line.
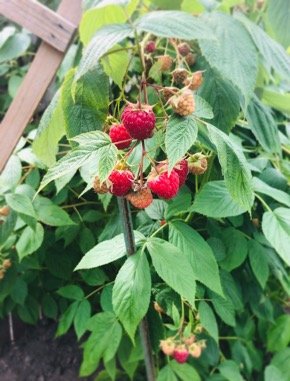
<box><xmin>74</xmin><ymin>299</ymin><xmax>91</xmax><ymax>339</ymax></box>
<box><xmin>135</xmin><ymin>11</ymin><xmax>215</xmax><ymax>40</ymax></box>
<box><xmin>209</xmin><ymin>291</ymin><xmax>236</xmax><ymax>327</ymax></box>
<box><xmin>5</xmin><ymin>193</ymin><xmax>36</xmax><ymax>219</ymax></box>
<box><xmin>101</xmin><ymin>46</ymin><xmax>130</xmax><ymax>88</ymax></box>
<box><xmin>267</xmin><ymin>315</ymin><xmax>290</xmax><ymax>352</ymax></box>
<box><xmin>169</xmin><ymin>221</ymin><xmax>223</xmax><ymax>295</ymax></box>
<box><xmin>158</xmin><ymin>365</ymin><xmax>178</xmax><ymax>381</ymax></box>
<box><xmin>199</xmin><ymin>12</ymin><xmax>258</xmax><ymax>102</ymax></box>
<box><xmin>165</xmin><ymin>115</ymin><xmax>198</xmax><ymax>171</ymax></box>
<box><xmin>32</xmin><ymin>92</ymin><xmax>65</xmax><ymax>166</ymax></box>
<box><xmin>166</xmin><ymin>187</ymin><xmax>192</xmax><ymax>219</ymax></box>
<box><xmin>146</xmin><ymin>238</ymin><xmax>196</xmax><ymax>306</ymax></box>
<box><xmin>198</xmin><ymin>67</ymin><xmax>240</xmax><ymax>133</ymax></box>
<box><xmin>0</xmin><ymin>155</ymin><xmax>22</xmax><ymax>194</ymax></box>
<box><xmin>113</xmin><ymin>251</ymin><xmax>151</xmax><ymax>341</ymax></box>
<box><xmin>62</xmin><ymin>67</ymin><xmax>109</xmax><ymax>139</ymax></box>
<box><xmin>198</xmin><ymin>301</ymin><xmax>219</xmax><ymax>343</ymax></box>
<box><xmin>34</xmin><ymin>196</ymin><xmax>75</xmax><ymax>226</ymax></box>
<box><xmin>262</xmin><ymin>208</ymin><xmax>290</xmax><ymax>266</ymax></box>
<box><xmin>75</xmin><ymin>231</ymin><xmax>145</xmax><ymax>270</ymax></box>
<box><xmin>0</xmin><ymin>33</ymin><xmax>30</xmax><ymax>63</ymax></box>
<box><xmin>145</xmin><ymin>199</ymin><xmax>167</xmax><ymax>220</ymax></box>
<box><xmin>11</xmin><ymin>278</ymin><xmax>28</xmax><ymax>305</ymax></box>
<box><xmin>0</xmin><ymin>26</ymin><xmax>16</xmax><ymax>49</ymax></box>
<box><xmin>170</xmin><ymin>361</ymin><xmax>201</xmax><ymax>381</ymax></box>
<box><xmin>248</xmin><ymin>240</ymin><xmax>269</xmax><ymax>289</ymax></box>
<box><xmin>219</xmin><ymin>360</ymin><xmax>245</xmax><ymax>381</ymax></box>
<box><xmin>76</xmin><ymin>24</ymin><xmax>133</xmax><ymax>81</ymax></box>
<box><xmin>207</xmin><ymin>123</ymin><xmax>254</xmax><ymax>211</ymax></box>
<box><xmin>42</xmin><ymin>294</ymin><xmax>58</xmax><ymax>319</ymax></box>
<box><xmin>236</xmin><ymin>12</ymin><xmax>290</xmax><ymax>79</ymax></box>
<box><xmin>193</xmin><ymin>95</ymin><xmax>213</xmax><ymax>120</ymax></box>
<box><xmin>191</xmin><ymin>180</ymin><xmax>247</xmax><ymax>218</ymax></box>
<box><xmin>246</xmin><ymin>96</ymin><xmax>281</xmax><ymax>154</ymax></box>
<box><xmin>16</xmin><ymin>223</ymin><xmax>44</xmax><ymax>261</ymax></box>
<box><xmin>0</xmin><ymin>210</ymin><xmax>16</xmax><ymax>246</ymax></box>
<box><xmin>219</xmin><ymin>227</ymin><xmax>248</xmax><ymax>271</ymax></box>
<box><xmin>56</xmin><ymin>301</ymin><xmax>79</xmax><ymax>336</ymax></box>
<box><xmin>57</xmin><ymin>285</ymin><xmax>84</xmax><ymax>300</ymax></box>
<box><xmin>262</xmin><ymin>90</ymin><xmax>290</xmax><ymax>114</ymax></box>
<box><xmin>39</xmin><ymin>131</ymin><xmax>117</xmax><ymax>191</ymax></box>
<box><xmin>80</xmin><ymin>312</ymin><xmax>122</xmax><ymax>376</ymax></box>
<box><xmin>267</xmin><ymin>0</ymin><xmax>290</xmax><ymax>48</ymax></box>
<box><xmin>254</xmin><ymin>177</ymin><xmax>290</xmax><ymax>208</ymax></box>
<box><xmin>264</xmin><ymin>365</ymin><xmax>286</xmax><ymax>381</ymax></box>
<box><xmin>271</xmin><ymin>348</ymin><xmax>290</xmax><ymax>380</ymax></box>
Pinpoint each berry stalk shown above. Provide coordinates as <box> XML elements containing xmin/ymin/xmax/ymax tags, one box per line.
<box><xmin>117</xmin><ymin>197</ymin><xmax>156</xmax><ymax>381</ymax></box>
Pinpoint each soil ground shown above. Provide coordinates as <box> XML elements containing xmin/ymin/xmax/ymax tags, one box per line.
<box><xmin>0</xmin><ymin>319</ymin><xmax>95</xmax><ymax>381</ymax></box>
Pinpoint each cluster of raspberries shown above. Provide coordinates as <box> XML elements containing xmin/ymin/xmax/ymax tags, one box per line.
<box><xmin>94</xmin><ymin>102</ymin><xmax>207</xmax><ymax>209</ymax></box>
<box><xmin>159</xmin><ymin>333</ymin><xmax>206</xmax><ymax>364</ymax></box>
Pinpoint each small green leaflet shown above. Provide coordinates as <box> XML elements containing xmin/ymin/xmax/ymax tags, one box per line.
<box><xmin>5</xmin><ymin>193</ymin><xmax>36</xmax><ymax>219</ymax></box>
<box><xmin>146</xmin><ymin>238</ymin><xmax>196</xmax><ymax>306</ymax></box>
<box><xmin>262</xmin><ymin>207</ymin><xmax>290</xmax><ymax>266</ymax></box>
<box><xmin>248</xmin><ymin>240</ymin><xmax>269</xmax><ymax>289</ymax></box>
<box><xmin>206</xmin><ymin>123</ymin><xmax>254</xmax><ymax>211</ymax></box>
<box><xmin>219</xmin><ymin>360</ymin><xmax>245</xmax><ymax>381</ymax></box>
<box><xmin>267</xmin><ymin>0</ymin><xmax>290</xmax><ymax>48</ymax></box>
<box><xmin>267</xmin><ymin>315</ymin><xmax>290</xmax><ymax>352</ymax></box>
<box><xmin>113</xmin><ymin>251</ymin><xmax>151</xmax><ymax>341</ymax></box>
<box><xmin>198</xmin><ymin>301</ymin><xmax>219</xmax><ymax>343</ymax></box>
<box><xmin>199</xmin><ymin>12</ymin><xmax>258</xmax><ymax>103</ymax></box>
<box><xmin>38</xmin><ymin>131</ymin><xmax>118</xmax><ymax>192</ymax></box>
<box><xmin>191</xmin><ymin>180</ymin><xmax>247</xmax><ymax>218</ymax></box>
<box><xmin>76</xmin><ymin>24</ymin><xmax>133</xmax><ymax>81</ymax></box>
<box><xmin>253</xmin><ymin>177</ymin><xmax>290</xmax><ymax>208</ymax></box>
<box><xmin>75</xmin><ymin>231</ymin><xmax>145</xmax><ymax>270</ymax></box>
<box><xmin>165</xmin><ymin>115</ymin><xmax>198</xmax><ymax>171</ymax></box>
<box><xmin>193</xmin><ymin>95</ymin><xmax>214</xmax><ymax>120</ymax></box>
<box><xmin>16</xmin><ymin>223</ymin><xmax>44</xmax><ymax>261</ymax></box>
<box><xmin>135</xmin><ymin>11</ymin><xmax>215</xmax><ymax>40</ymax></box>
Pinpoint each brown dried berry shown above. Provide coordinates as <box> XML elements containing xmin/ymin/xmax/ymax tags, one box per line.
<box><xmin>172</xmin><ymin>68</ymin><xmax>189</xmax><ymax>85</ymax></box>
<box><xmin>0</xmin><ymin>269</ymin><xmax>5</xmax><ymax>280</ymax></box>
<box><xmin>2</xmin><ymin>259</ymin><xmax>11</xmax><ymax>269</ymax></box>
<box><xmin>126</xmin><ymin>187</ymin><xmax>153</xmax><ymax>209</ymax></box>
<box><xmin>184</xmin><ymin>71</ymin><xmax>203</xmax><ymax>90</ymax></box>
<box><xmin>169</xmin><ymin>89</ymin><xmax>195</xmax><ymax>116</ymax></box>
<box><xmin>153</xmin><ymin>301</ymin><xmax>165</xmax><ymax>314</ymax></box>
<box><xmin>0</xmin><ymin>206</ymin><xmax>10</xmax><ymax>217</ymax></box>
<box><xmin>178</xmin><ymin>42</ymin><xmax>191</xmax><ymax>56</ymax></box>
<box><xmin>93</xmin><ymin>176</ymin><xmax>109</xmax><ymax>194</ymax></box>
<box><xmin>187</xmin><ymin>153</ymin><xmax>208</xmax><ymax>175</ymax></box>
<box><xmin>185</xmin><ymin>52</ymin><xmax>197</xmax><ymax>66</ymax></box>
<box><xmin>158</xmin><ymin>55</ymin><xmax>173</xmax><ymax>71</ymax></box>
<box><xmin>161</xmin><ymin>87</ymin><xmax>179</xmax><ymax>102</ymax></box>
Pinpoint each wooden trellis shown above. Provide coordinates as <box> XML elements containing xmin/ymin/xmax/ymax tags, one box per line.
<box><xmin>0</xmin><ymin>0</ymin><xmax>82</xmax><ymax>173</ymax></box>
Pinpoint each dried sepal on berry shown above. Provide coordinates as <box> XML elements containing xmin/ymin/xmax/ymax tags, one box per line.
<box><xmin>187</xmin><ymin>153</ymin><xmax>208</xmax><ymax>175</ymax></box>
<box><xmin>168</xmin><ymin>89</ymin><xmax>195</xmax><ymax>116</ymax></box>
<box><xmin>93</xmin><ymin>176</ymin><xmax>109</xmax><ymax>194</ymax></box>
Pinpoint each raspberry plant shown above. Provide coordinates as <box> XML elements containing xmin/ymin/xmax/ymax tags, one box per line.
<box><xmin>1</xmin><ymin>1</ymin><xmax>290</xmax><ymax>380</ymax></box>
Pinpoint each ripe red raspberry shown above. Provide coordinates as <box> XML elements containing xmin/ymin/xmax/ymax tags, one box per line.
<box><xmin>93</xmin><ymin>176</ymin><xmax>109</xmax><ymax>194</ymax></box>
<box><xmin>173</xmin><ymin>345</ymin><xmax>189</xmax><ymax>364</ymax></box>
<box><xmin>108</xmin><ymin>169</ymin><xmax>134</xmax><ymax>196</ymax></box>
<box><xmin>178</xmin><ymin>42</ymin><xmax>191</xmax><ymax>57</ymax></box>
<box><xmin>160</xmin><ymin>338</ymin><xmax>175</xmax><ymax>356</ymax></box>
<box><xmin>145</xmin><ymin>40</ymin><xmax>156</xmax><ymax>53</ymax></box>
<box><xmin>148</xmin><ymin>168</ymin><xmax>179</xmax><ymax>200</ymax></box>
<box><xmin>174</xmin><ymin>159</ymin><xmax>189</xmax><ymax>186</ymax></box>
<box><xmin>121</xmin><ymin>103</ymin><xmax>156</xmax><ymax>140</ymax></box>
<box><xmin>126</xmin><ymin>188</ymin><xmax>153</xmax><ymax>209</ymax></box>
<box><xmin>109</xmin><ymin>123</ymin><xmax>132</xmax><ymax>150</ymax></box>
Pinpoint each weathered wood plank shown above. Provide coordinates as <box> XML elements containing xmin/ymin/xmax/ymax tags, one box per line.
<box><xmin>0</xmin><ymin>0</ymin><xmax>82</xmax><ymax>173</ymax></box>
<box><xmin>0</xmin><ymin>0</ymin><xmax>76</xmax><ymax>52</ymax></box>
